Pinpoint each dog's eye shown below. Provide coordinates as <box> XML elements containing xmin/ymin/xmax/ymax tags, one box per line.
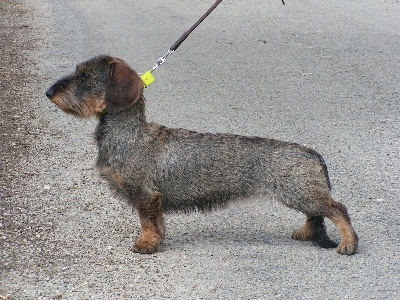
<box><xmin>82</xmin><ymin>73</ymin><xmax>90</xmax><ymax>79</ymax></box>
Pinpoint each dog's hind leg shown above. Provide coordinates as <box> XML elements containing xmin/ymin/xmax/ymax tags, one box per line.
<box><xmin>325</xmin><ymin>200</ymin><xmax>358</xmax><ymax>255</ymax></box>
<box><xmin>292</xmin><ymin>196</ymin><xmax>358</xmax><ymax>255</ymax></box>
<box><xmin>133</xmin><ymin>191</ymin><xmax>165</xmax><ymax>254</ymax></box>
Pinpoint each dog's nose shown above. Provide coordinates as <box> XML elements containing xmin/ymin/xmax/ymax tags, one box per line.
<box><xmin>45</xmin><ymin>88</ymin><xmax>54</xmax><ymax>99</ymax></box>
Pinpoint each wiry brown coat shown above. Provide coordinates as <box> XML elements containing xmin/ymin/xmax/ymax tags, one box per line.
<box><xmin>46</xmin><ymin>55</ymin><xmax>358</xmax><ymax>255</ymax></box>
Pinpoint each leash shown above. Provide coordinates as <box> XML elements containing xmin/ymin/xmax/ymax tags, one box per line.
<box><xmin>140</xmin><ymin>0</ymin><xmax>285</xmax><ymax>87</ymax></box>
<box><xmin>140</xmin><ymin>0</ymin><xmax>223</xmax><ymax>87</ymax></box>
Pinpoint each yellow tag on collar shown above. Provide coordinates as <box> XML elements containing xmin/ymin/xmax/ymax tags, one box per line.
<box><xmin>140</xmin><ymin>71</ymin><xmax>155</xmax><ymax>88</ymax></box>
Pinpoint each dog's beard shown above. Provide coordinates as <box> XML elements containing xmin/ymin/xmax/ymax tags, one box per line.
<box><xmin>51</xmin><ymin>88</ymin><xmax>105</xmax><ymax>118</ymax></box>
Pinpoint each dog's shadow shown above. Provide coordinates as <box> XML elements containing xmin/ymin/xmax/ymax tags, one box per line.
<box><xmin>160</xmin><ymin>206</ymin><xmax>307</xmax><ymax>252</ymax></box>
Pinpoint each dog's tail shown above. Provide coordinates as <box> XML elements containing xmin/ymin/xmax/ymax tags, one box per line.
<box><xmin>310</xmin><ymin>216</ymin><xmax>338</xmax><ymax>248</ymax></box>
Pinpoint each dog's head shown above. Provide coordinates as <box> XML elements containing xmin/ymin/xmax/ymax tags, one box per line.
<box><xmin>45</xmin><ymin>55</ymin><xmax>144</xmax><ymax>118</ymax></box>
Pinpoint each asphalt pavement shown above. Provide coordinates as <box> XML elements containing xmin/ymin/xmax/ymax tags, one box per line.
<box><xmin>1</xmin><ymin>0</ymin><xmax>399</xmax><ymax>299</ymax></box>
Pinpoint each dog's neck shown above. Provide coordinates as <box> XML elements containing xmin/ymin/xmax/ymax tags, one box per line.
<box><xmin>100</xmin><ymin>94</ymin><xmax>147</xmax><ymax>124</ymax></box>
<box><xmin>96</xmin><ymin>95</ymin><xmax>147</xmax><ymax>143</ymax></box>
<box><xmin>126</xmin><ymin>95</ymin><xmax>147</xmax><ymax>124</ymax></box>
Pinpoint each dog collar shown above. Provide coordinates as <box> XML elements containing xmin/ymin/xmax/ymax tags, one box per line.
<box><xmin>140</xmin><ymin>71</ymin><xmax>155</xmax><ymax>88</ymax></box>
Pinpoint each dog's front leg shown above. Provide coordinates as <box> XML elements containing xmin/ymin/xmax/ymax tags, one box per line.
<box><xmin>133</xmin><ymin>191</ymin><xmax>165</xmax><ymax>254</ymax></box>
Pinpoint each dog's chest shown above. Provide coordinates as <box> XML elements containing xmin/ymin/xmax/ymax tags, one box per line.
<box><xmin>97</xmin><ymin>166</ymin><xmax>126</xmax><ymax>189</ymax></box>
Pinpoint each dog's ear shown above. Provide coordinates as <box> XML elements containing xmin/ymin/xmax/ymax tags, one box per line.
<box><xmin>105</xmin><ymin>59</ymin><xmax>143</xmax><ymax>114</ymax></box>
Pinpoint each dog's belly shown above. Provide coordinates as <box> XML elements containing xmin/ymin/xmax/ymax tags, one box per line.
<box><xmin>157</xmin><ymin>170</ymin><xmax>253</xmax><ymax>213</ymax></box>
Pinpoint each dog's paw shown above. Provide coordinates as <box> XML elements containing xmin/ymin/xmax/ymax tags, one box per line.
<box><xmin>132</xmin><ymin>244</ymin><xmax>158</xmax><ymax>254</ymax></box>
<box><xmin>132</xmin><ymin>232</ymin><xmax>161</xmax><ymax>254</ymax></box>
<box><xmin>336</xmin><ymin>231</ymin><xmax>358</xmax><ymax>255</ymax></box>
<box><xmin>336</xmin><ymin>241</ymin><xmax>357</xmax><ymax>255</ymax></box>
<box><xmin>291</xmin><ymin>228</ymin><xmax>313</xmax><ymax>241</ymax></box>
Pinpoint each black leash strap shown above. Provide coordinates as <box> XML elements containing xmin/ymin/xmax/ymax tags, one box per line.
<box><xmin>140</xmin><ymin>0</ymin><xmax>285</xmax><ymax>87</ymax></box>
<box><xmin>170</xmin><ymin>0</ymin><xmax>223</xmax><ymax>52</ymax></box>
<box><xmin>141</xmin><ymin>0</ymin><xmax>223</xmax><ymax>86</ymax></box>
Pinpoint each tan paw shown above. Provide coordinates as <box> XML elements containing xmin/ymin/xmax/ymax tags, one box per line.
<box><xmin>132</xmin><ymin>243</ymin><xmax>158</xmax><ymax>254</ymax></box>
<box><xmin>336</xmin><ymin>241</ymin><xmax>358</xmax><ymax>255</ymax></box>
<box><xmin>292</xmin><ymin>228</ymin><xmax>313</xmax><ymax>241</ymax></box>
<box><xmin>132</xmin><ymin>232</ymin><xmax>161</xmax><ymax>254</ymax></box>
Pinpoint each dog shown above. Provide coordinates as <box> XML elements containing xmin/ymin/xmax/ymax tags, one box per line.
<box><xmin>45</xmin><ymin>55</ymin><xmax>358</xmax><ymax>255</ymax></box>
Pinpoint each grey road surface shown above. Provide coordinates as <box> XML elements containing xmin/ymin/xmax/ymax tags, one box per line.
<box><xmin>1</xmin><ymin>0</ymin><xmax>399</xmax><ymax>299</ymax></box>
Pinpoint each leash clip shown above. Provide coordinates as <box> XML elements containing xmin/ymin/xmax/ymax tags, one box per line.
<box><xmin>141</xmin><ymin>49</ymin><xmax>174</xmax><ymax>88</ymax></box>
<box><xmin>151</xmin><ymin>49</ymin><xmax>174</xmax><ymax>72</ymax></box>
